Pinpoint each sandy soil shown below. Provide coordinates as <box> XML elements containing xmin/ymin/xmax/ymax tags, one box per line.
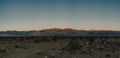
<box><xmin>0</xmin><ymin>36</ymin><xmax>120</xmax><ymax>58</ymax></box>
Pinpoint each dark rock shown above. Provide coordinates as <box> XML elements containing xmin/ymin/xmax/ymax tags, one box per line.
<box><xmin>15</xmin><ymin>45</ymin><xmax>27</xmax><ymax>49</ymax></box>
<box><xmin>63</xmin><ymin>40</ymin><xmax>82</xmax><ymax>51</ymax></box>
<box><xmin>105</xmin><ymin>54</ymin><xmax>111</xmax><ymax>57</ymax></box>
<box><xmin>0</xmin><ymin>49</ymin><xmax>6</xmax><ymax>53</ymax></box>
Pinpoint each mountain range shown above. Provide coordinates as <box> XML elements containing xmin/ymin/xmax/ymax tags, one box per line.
<box><xmin>0</xmin><ymin>28</ymin><xmax>120</xmax><ymax>36</ymax></box>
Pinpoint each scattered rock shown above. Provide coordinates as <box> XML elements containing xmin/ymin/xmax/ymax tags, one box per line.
<box><xmin>63</xmin><ymin>40</ymin><xmax>82</xmax><ymax>51</ymax></box>
<box><xmin>15</xmin><ymin>45</ymin><xmax>27</xmax><ymax>49</ymax></box>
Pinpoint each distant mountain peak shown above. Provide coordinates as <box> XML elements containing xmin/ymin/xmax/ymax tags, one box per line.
<box><xmin>44</xmin><ymin>28</ymin><xmax>75</xmax><ymax>31</ymax></box>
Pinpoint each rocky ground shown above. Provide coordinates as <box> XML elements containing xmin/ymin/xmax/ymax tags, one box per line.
<box><xmin>0</xmin><ymin>36</ymin><xmax>120</xmax><ymax>58</ymax></box>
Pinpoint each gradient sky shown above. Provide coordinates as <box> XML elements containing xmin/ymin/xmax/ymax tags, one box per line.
<box><xmin>0</xmin><ymin>0</ymin><xmax>120</xmax><ymax>31</ymax></box>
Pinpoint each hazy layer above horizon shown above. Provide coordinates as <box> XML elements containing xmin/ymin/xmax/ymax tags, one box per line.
<box><xmin>0</xmin><ymin>0</ymin><xmax>120</xmax><ymax>31</ymax></box>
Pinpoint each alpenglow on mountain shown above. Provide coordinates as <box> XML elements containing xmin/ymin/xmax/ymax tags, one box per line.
<box><xmin>0</xmin><ymin>28</ymin><xmax>120</xmax><ymax>36</ymax></box>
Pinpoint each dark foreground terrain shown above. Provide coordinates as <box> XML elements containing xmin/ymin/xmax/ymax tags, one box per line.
<box><xmin>0</xmin><ymin>36</ymin><xmax>120</xmax><ymax>58</ymax></box>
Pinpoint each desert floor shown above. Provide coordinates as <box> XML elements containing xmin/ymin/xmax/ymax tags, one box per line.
<box><xmin>0</xmin><ymin>36</ymin><xmax>120</xmax><ymax>58</ymax></box>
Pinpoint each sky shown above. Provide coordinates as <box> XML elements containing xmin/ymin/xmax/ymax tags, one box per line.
<box><xmin>0</xmin><ymin>0</ymin><xmax>120</xmax><ymax>31</ymax></box>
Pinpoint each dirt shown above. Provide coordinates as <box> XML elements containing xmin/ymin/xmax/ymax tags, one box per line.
<box><xmin>0</xmin><ymin>36</ymin><xmax>120</xmax><ymax>58</ymax></box>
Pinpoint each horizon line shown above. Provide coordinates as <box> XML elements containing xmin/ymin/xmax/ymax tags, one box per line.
<box><xmin>0</xmin><ymin>27</ymin><xmax>120</xmax><ymax>32</ymax></box>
